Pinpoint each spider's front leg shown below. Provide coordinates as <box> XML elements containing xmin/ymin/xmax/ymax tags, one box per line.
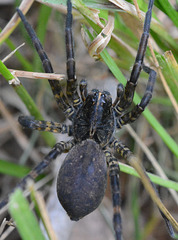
<box><xmin>0</xmin><ymin>140</ymin><xmax>75</xmax><ymax>212</ymax></box>
<box><xmin>110</xmin><ymin>138</ymin><xmax>177</xmax><ymax>238</ymax></box>
<box><xmin>114</xmin><ymin>0</ymin><xmax>154</xmax><ymax>116</ymax></box>
<box><xmin>16</xmin><ymin>9</ymin><xmax>74</xmax><ymax>120</ymax></box>
<box><xmin>65</xmin><ymin>0</ymin><xmax>82</xmax><ymax>108</ymax></box>
<box><xmin>104</xmin><ymin>150</ymin><xmax>122</xmax><ymax>240</ymax></box>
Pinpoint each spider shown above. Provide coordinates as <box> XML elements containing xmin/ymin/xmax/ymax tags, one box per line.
<box><xmin>0</xmin><ymin>0</ymin><xmax>176</xmax><ymax>239</ymax></box>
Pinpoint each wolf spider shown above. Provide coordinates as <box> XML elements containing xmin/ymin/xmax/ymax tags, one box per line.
<box><xmin>0</xmin><ymin>0</ymin><xmax>176</xmax><ymax>239</ymax></box>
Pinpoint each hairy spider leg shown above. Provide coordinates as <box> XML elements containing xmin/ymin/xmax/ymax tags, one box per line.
<box><xmin>104</xmin><ymin>150</ymin><xmax>122</xmax><ymax>240</ymax></box>
<box><xmin>18</xmin><ymin>116</ymin><xmax>73</xmax><ymax>135</ymax></box>
<box><xmin>115</xmin><ymin>0</ymin><xmax>154</xmax><ymax>116</ymax></box>
<box><xmin>110</xmin><ymin>138</ymin><xmax>176</xmax><ymax>238</ymax></box>
<box><xmin>0</xmin><ymin>140</ymin><xmax>75</xmax><ymax>212</ymax></box>
<box><xmin>16</xmin><ymin>9</ymin><xmax>75</xmax><ymax>120</ymax></box>
<box><xmin>115</xmin><ymin>66</ymin><xmax>156</xmax><ymax>128</ymax></box>
<box><xmin>66</xmin><ymin>0</ymin><xmax>82</xmax><ymax>108</ymax></box>
<box><xmin>79</xmin><ymin>79</ymin><xmax>88</xmax><ymax>102</ymax></box>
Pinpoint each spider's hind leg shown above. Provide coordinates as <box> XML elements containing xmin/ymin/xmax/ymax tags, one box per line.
<box><xmin>104</xmin><ymin>149</ymin><xmax>122</xmax><ymax>240</ymax></box>
<box><xmin>0</xmin><ymin>140</ymin><xmax>75</xmax><ymax>211</ymax></box>
<box><xmin>110</xmin><ymin>138</ymin><xmax>176</xmax><ymax>238</ymax></box>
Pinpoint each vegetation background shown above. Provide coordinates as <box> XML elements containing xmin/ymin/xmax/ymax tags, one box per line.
<box><xmin>0</xmin><ymin>0</ymin><xmax>177</xmax><ymax>239</ymax></box>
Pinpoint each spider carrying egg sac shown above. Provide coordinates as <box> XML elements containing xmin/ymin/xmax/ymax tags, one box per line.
<box><xmin>56</xmin><ymin>139</ymin><xmax>107</xmax><ymax>220</ymax></box>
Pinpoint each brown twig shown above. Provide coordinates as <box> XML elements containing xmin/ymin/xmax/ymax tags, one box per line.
<box><xmin>7</xmin><ymin>69</ymin><xmax>65</xmax><ymax>81</ymax></box>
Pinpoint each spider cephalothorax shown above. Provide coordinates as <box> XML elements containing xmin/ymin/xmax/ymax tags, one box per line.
<box><xmin>0</xmin><ymin>0</ymin><xmax>176</xmax><ymax>239</ymax></box>
<box><xmin>73</xmin><ymin>89</ymin><xmax>114</xmax><ymax>146</ymax></box>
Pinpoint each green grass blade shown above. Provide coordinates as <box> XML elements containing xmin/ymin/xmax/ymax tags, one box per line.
<box><xmin>9</xmin><ymin>189</ymin><xmax>46</xmax><ymax>240</ymax></box>
<box><xmin>119</xmin><ymin>162</ymin><xmax>178</xmax><ymax>191</ymax></box>
<box><xmin>151</xmin><ymin>97</ymin><xmax>171</xmax><ymax>106</ymax></box>
<box><xmin>0</xmin><ymin>29</ymin><xmax>33</xmax><ymax>71</ymax></box>
<box><xmin>0</xmin><ymin>60</ymin><xmax>56</xmax><ymax>147</ymax></box>
<box><xmin>155</xmin><ymin>0</ymin><xmax>178</xmax><ymax>27</ymax></box>
<box><xmin>131</xmin><ymin>179</ymin><xmax>141</xmax><ymax>240</ymax></box>
<box><xmin>0</xmin><ymin>159</ymin><xmax>30</xmax><ymax>178</ymax></box>
<box><xmin>156</xmin><ymin>52</ymin><xmax>178</xmax><ymax>102</ymax></box>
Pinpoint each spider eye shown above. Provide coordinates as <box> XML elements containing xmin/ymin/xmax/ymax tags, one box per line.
<box><xmin>91</xmin><ymin>94</ymin><xmax>97</xmax><ymax>103</ymax></box>
<box><xmin>101</xmin><ymin>91</ymin><xmax>112</xmax><ymax>107</ymax></box>
<box><xmin>87</xmin><ymin>89</ymin><xmax>99</xmax><ymax>103</ymax></box>
<box><xmin>91</xmin><ymin>89</ymin><xmax>99</xmax><ymax>95</ymax></box>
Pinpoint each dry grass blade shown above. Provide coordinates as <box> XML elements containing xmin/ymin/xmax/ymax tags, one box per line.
<box><xmin>0</xmin><ymin>173</ymin><xmax>54</xmax><ymax>216</ymax></box>
<box><xmin>2</xmin><ymin>43</ymin><xmax>25</xmax><ymax>63</ymax></box>
<box><xmin>7</xmin><ymin>69</ymin><xmax>65</xmax><ymax>81</ymax></box>
<box><xmin>109</xmin><ymin>0</ymin><xmax>156</xmax><ymax>23</ymax></box>
<box><xmin>0</xmin><ymin>0</ymin><xmax>34</xmax><ymax>44</ymax></box>
<box><xmin>0</xmin><ymin>218</ymin><xmax>13</xmax><ymax>236</ymax></box>
<box><xmin>128</xmin><ymin>155</ymin><xmax>178</xmax><ymax>231</ymax></box>
<box><xmin>0</xmin><ymin>219</ymin><xmax>15</xmax><ymax>240</ymax></box>
<box><xmin>126</xmin><ymin>124</ymin><xmax>178</xmax><ymax>205</ymax></box>
<box><xmin>0</xmin><ymin>100</ymin><xmax>41</xmax><ymax>162</ymax></box>
<box><xmin>75</xmin><ymin>0</ymin><xmax>137</xmax><ymax>57</ymax></box>
<box><xmin>29</xmin><ymin>186</ymin><xmax>58</xmax><ymax>240</ymax></box>
<box><xmin>88</xmin><ymin>11</ymin><xmax>115</xmax><ymax>57</ymax></box>
<box><xmin>165</xmin><ymin>50</ymin><xmax>178</xmax><ymax>71</ymax></box>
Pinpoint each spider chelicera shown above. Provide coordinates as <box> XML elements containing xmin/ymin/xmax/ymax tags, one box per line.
<box><xmin>0</xmin><ymin>0</ymin><xmax>176</xmax><ymax>239</ymax></box>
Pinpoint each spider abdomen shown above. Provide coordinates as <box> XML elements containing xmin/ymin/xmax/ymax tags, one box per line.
<box><xmin>56</xmin><ymin>139</ymin><xmax>107</xmax><ymax>220</ymax></box>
